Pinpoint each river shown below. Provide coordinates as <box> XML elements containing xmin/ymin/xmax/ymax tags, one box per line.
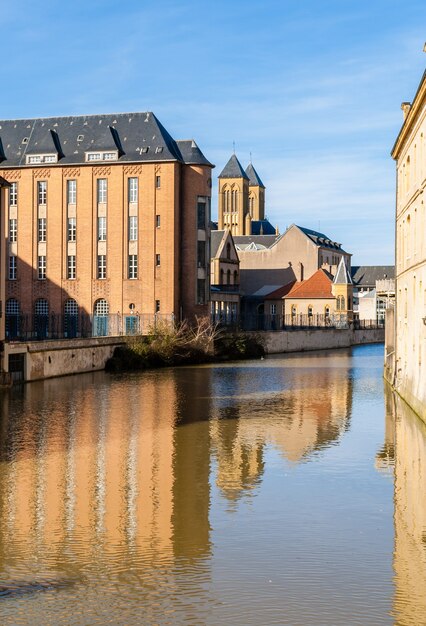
<box><xmin>0</xmin><ymin>344</ymin><xmax>425</xmax><ymax>625</ymax></box>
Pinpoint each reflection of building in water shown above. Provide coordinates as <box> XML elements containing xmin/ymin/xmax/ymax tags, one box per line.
<box><xmin>375</xmin><ymin>386</ymin><xmax>395</xmax><ymax>475</ymax></box>
<box><xmin>0</xmin><ymin>369</ymin><xmax>212</xmax><ymax>578</ymax></box>
<box><xmin>210</xmin><ymin>364</ymin><xmax>352</xmax><ymax>500</ymax></box>
<box><xmin>388</xmin><ymin>389</ymin><xmax>426</xmax><ymax>625</ymax></box>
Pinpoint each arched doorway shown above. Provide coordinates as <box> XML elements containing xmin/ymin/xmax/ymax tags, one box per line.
<box><xmin>93</xmin><ymin>299</ymin><xmax>109</xmax><ymax>336</ymax></box>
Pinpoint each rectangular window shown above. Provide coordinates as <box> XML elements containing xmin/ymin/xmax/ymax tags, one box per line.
<box><xmin>38</xmin><ymin>181</ymin><xmax>47</xmax><ymax>205</ymax></box>
<box><xmin>68</xmin><ymin>217</ymin><xmax>76</xmax><ymax>242</ymax></box>
<box><xmin>155</xmin><ymin>300</ymin><xmax>160</xmax><ymax>313</ymax></box>
<box><xmin>9</xmin><ymin>218</ymin><xmax>17</xmax><ymax>243</ymax></box>
<box><xmin>9</xmin><ymin>182</ymin><xmax>17</xmax><ymax>206</ymax></box>
<box><xmin>38</xmin><ymin>255</ymin><xmax>46</xmax><ymax>280</ymax></box>
<box><xmin>197</xmin><ymin>241</ymin><xmax>206</xmax><ymax>268</ymax></box>
<box><xmin>128</xmin><ymin>254</ymin><xmax>138</xmax><ymax>279</ymax></box>
<box><xmin>8</xmin><ymin>256</ymin><xmax>17</xmax><ymax>280</ymax></box>
<box><xmin>98</xmin><ymin>216</ymin><xmax>107</xmax><ymax>241</ymax></box>
<box><xmin>128</xmin><ymin>177</ymin><xmax>138</xmax><ymax>203</ymax></box>
<box><xmin>88</xmin><ymin>153</ymin><xmax>102</xmax><ymax>161</ymax></box>
<box><xmin>271</xmin><ymin>304</ymin><xmax>277</xmax><ymax>315</ymax></box>
<box><xmin>38</xmin><ymin>217</ymin><xmax>47</xmax><ymax>243</ymax></box>
<box><xmin>97</xmin><ymin>179</ymin><xmax>107</xmax><ymax>203</ymax></box>
<box><xmin>97</xmin><ymin>255</ymin><xmax>106</xmax><ymax>279</ymax></box>
<box><xmin>156</xmin><ymin>175</ymin><xmax>161</xmax><ymax>189</ymax></box>
<box><xmin>197</xmin><ymin>198</ymin><xmax>206</xmax><ymax>229</ymax></box>
<box><xmin>67</xmin><ymin>180</ymin><xmax>77</xmax><ymax>204</ymax></box>
<box><xmin>197</xmin><ymin>279</ymin><xmax>206</xmax><ymax>305</ymax></box>
<box><xmin>67</xmin><ymin>255</ymin><xmax>76</xmax><ymax>279</ymax></box>
<box><xmin>156</xmin><ymin>215</ymin><xmax>161</xmax><ymax>228</ymax></box>
<box><xmin>156</xmin><ymin>253</ymin><xmax>161</xmax><ymax>266</ymax></box>
<box><xmin>129</xmin><ymin>216</ymin><xmax>138</xmax><ymax>241</ymax></box>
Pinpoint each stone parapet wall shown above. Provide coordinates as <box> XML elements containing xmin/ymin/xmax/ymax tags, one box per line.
<box><xmin>5</xmin><ymin>336</ymin><xmax>126</xmax><ymax>381</ymax></box>
<box><xmin>259</xmin><ymin>328</ymin><xmax>384</xmax><ymax>355</ymax></box>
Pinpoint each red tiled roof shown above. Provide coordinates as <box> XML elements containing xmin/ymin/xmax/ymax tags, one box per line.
<box><xmin>284</xmin><ymin>269</ymin><xmax>334</xmax><ymax>299</ymax></box>
<box><xmin>264</xmin><ymin>280</ymin><xmax>297</xmax><ymax>300</ymax></box>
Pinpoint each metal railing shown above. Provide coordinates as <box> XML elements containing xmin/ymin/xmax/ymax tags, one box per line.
<box><xmin>5</xmin><ymin>313</ymin><xmax>175</xmax><ymax>342</ymax></box>
<box><xmin>212</xmin><ymin>313</ymin><xmax>385</xmax><ymax>332</ymax></box>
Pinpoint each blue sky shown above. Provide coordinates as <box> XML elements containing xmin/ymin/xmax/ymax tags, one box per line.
<box><xmin>2</xmin><ymin>0</ymin><xmax>426</xmax><ymax>264</ymax></box>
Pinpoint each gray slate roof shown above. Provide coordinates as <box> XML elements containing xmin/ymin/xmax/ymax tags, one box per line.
<box><xmin>211</xmin><ymin>230</ymin><xmax>226</xmax><ymax>258</ymax></box>
<box><xmin>333</xmin><ymin>256</ymin><xmax>352</xmax><ymax>285</ymax></box>
<box><xmin>251</xmin><ymin>219</ymin><xmax>276</xmax><ymax>235</ymax></box>
<box><xmin>234</xmin><ymin>234</ymin><xmax>280</xmax><ymax>250</ymax></box>
<box><xmin>296</xmin><ymin>225</ymin><xmax>347</xmax><ymax>253</ymax></box>
<box><xmin>245</xmin><ymin>163</ymin><xmax>265</xmax><ymax>188</ymax></box>
<box><xmin>0</xmin><ymin>112</ymin><xmax>212</xmax><ymax>168</ymax></box>
<box><xmin>351</xmin><ymin>266</ymin><xmax>394</xmax><ymax>287</ymax></box>
<box><xmin>218</xmin><ymin>154</ymin><xmax>249</xmax><ymax>179</ymax></box>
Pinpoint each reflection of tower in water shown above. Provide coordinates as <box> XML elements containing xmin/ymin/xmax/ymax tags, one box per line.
<box><xmin>210</xmin><ymin>362</ymin><xmax>353</xmax><ymax>502</ymax></box>
<box><xmin>387</xmin><ymin>388</ymin><xmax>426</xmax><ymax>625</ymax></box>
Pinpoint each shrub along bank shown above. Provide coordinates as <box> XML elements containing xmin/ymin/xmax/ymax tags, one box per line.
<box><xmin>105</xmin><ymin>318</ymin><xmax>265</xmax><ymax>372</ymax></box>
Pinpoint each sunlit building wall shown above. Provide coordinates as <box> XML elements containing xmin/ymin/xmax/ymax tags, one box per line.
<box><xmin>391</xmin><ymin>63</ymin><xmax>426</xmax><ymax>421</ymax></box>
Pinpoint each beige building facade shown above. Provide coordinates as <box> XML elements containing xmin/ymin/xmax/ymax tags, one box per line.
<box><xmin>0</xmin><ymin>113</ymin><xmax>213</xmax><ymax>364</ymax></box>
<box><xmin>210</xmin><ymin>229</ymin><xmax>240</xmax><ymax>323</ymax></box>
<box><xmin>390</xmin><ymin>61</ymin><xmax>426</xmax><ymax>421</ymax></box>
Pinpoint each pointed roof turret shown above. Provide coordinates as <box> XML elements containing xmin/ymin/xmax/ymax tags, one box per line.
<box><xmin>334</xmin><ymin>256</ymin><xmax>352</xmax><ymax>284</ymax></box>
<box><xmin>218</xmin><ymin>154</ymin><xmax>249</xmax><ymax>179</ymax></box>
<box><xmin>245</xmin><ymin>163</ymin><xmax>265</xmax><ymax>188</ymax></box>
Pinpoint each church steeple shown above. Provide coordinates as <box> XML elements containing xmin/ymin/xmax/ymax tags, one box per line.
<box><xmin>218</xmin><ymin>155</ymin><xmax>250</xmax><ymax>235</ymax></box>
<box><xmin>245</xmin><ymin>163</ymin><xmax>265</xmax><ymax>221</ymax></box>
<box><xmin>332</xmin><ymin>257</ymin><xmax>353</xmax><ymax>322</ymax></box>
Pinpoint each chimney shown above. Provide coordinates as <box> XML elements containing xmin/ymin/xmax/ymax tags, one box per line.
<box><xmin>401</xmin><ymin>102</ymin><xmax>411</xmax><ymax>120</ymax></box>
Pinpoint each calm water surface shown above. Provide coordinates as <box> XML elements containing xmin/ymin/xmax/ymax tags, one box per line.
<box><xmin>0</xmin><ymin>344</ymin><xmax>425</xmax><ymax>625</ymax></box>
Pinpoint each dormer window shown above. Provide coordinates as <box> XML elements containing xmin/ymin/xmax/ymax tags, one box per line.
<box><xmin>86</xmin><ymin>151</ymin><xmax>118</xmax><ymax>162</ymax></box>
<box><xmin>26</xmin><ymin>154</ymin><xmax>58</xmax><ymax>164</ymax></box>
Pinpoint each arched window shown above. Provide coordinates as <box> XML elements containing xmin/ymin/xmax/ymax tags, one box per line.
<box><xmin>93</xmin><ymin>299</ymin><xmax>109</xmax><ymax>336</ymax></box>
<box><xmin>249</xmin><ymin>194</ymin><xmax>254</xmax><ymax>216</ymax></box>
<box><xmin>223</xmin><ymin>187</ymin><xmax>229</xmax><ymax>212</ymax></box>
<box><xmin>220</xmin><ymin>269</ymin><xmax>224</xmax><ymax>285</ymax></box>
<box><xmin>340</xmin><ymin>296</ymin><xmax>345</xmax><ymax>310</ymax></box>
<box><xmin>226</xmin><ymin>242</ymin><xmax>231</xmax><ymax>259</ymax></box>
<box><xmin>6</xmin><ymin>298</ymin><xmax>20</xmax><ymax>339</ymax></box>
<box><xmin>308</xmin><ymin>306</ymin><xmax>313</xmax><ymax>317</ymax></box>
<box><xmin>34</xmin><ymin>298</ymin><xmax>49</xmax><ymax>339</ymax></box>
<box><xmin>234</xmin><ymin>270</ymin><xmax>238</xmax><ymax>285</ymax></box>
<box><xmin>291</xmin><ymin>305</ymin><xmax>297</xmax><ymax>317</ymax></box>
<box><xmin>64</xmin><ymin>299</ymin><xmax>78</xmax><ymax>338</ymax></box>
<box><xmin>325</xmin><ymin>306</ymin><xmax>330</xmax><ymax>318</ymax></box>
<box><xmin>227</xmin><ymin>269</ymin><xmax>231</xmax><ymax>285</ymax></box>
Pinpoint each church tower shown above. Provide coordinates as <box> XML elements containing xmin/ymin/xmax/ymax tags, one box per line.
<box><xmin>218</xmin><ymin>154</ymin><xmax>250</xmax><ymax>235</ymax></box>
<box><xmin>332</xmin><ymin>257</ymin><xmax>353</xmax><ymax>322</ymax></box>
<box><xmin>245</xmin><ymin>163</ymin><xmax>265</xmax><ymax>222</ymax></box>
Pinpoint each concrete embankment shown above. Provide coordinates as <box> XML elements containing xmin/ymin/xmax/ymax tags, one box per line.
<box><xmin>5</xmin><ymin>337</ymin><xmax>126</xmax><ymax>382</ymax></box>
<box><xmin>260</xmin><ymin>328</ymin><xmax>384</xmax><ymax>354</ymax></box>
<box><xmin>3</xmin><ymin>328</ymin><xmax>383</xmax><ymax>383</ymax></box>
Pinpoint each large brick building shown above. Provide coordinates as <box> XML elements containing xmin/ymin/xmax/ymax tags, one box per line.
<box><xmin>0</xmin><ymin>112</ymin><xmax>213</xmax><ymax>341</ymax></box>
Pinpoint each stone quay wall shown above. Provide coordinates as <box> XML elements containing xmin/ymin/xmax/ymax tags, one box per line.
<box><xmin>259</xmin><ymin>328</ymin><xmax>384</xmax><ymax>355</ymax></box>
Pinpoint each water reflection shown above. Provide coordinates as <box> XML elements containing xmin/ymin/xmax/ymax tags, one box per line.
<box><xmin>386</xmin><ymin>387</ymin><xmax>426</xmax><ymax>626</ymax></box>
<box><xmin>0</xmin><ymin>347</ymin><xmax>410</xmax><ymax>625</ymax></box>
<box><xmin>211</xmin><ymin>360</ymin><xmax>353</xmax><ymax>501</ymax></box>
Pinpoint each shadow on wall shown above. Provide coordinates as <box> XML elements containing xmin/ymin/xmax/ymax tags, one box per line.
<box><xmin>4</xmin><ymin>257</ymin><xmax>171</xmax><ymax>341</ymax></box>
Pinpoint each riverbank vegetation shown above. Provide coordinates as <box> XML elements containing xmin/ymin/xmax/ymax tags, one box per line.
<box><xmin>105</xmin><ymin>318</ymin><xmax>265</xmax><ymax>372</ymax></box>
